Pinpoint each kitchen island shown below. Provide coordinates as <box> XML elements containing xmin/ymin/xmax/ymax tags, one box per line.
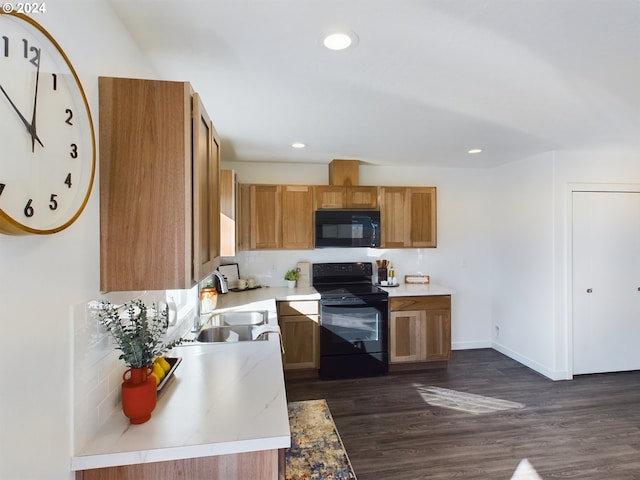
<box><xmin>72</xmin><ymin>296</ymin><xmax>296</xmax><ymax>480</ymax></box>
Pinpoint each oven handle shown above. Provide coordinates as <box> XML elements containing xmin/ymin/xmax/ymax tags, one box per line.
<box><xmin>320</xmin><ymin>297</ymin><xmax>389</xmax><ymax>306</ymax></box>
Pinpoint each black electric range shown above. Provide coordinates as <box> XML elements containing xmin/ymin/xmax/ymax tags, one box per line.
<box><xmin>312</xmin><ymin>262</ymin><xmax>389</xmax><ymax>379</ymax></box>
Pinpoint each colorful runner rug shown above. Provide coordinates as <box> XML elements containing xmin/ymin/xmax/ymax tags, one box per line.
<box><xmin>286</xmin><ymin>399</ymin><xmax>357</xmax><ymax>480</ymax></box>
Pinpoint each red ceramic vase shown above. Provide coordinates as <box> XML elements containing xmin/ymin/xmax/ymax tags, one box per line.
<box><xmin>121</xmin><ymin>367</ymin><xmax>157</xmax><ymax>424</ymax></box>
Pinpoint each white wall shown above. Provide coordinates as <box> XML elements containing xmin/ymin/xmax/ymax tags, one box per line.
<box><xmin>0</xmin><ymin>4</ymin><xmax>156</xmax><ymax>480</ymax></box>
<box><xmin>223</xmin><ymin>161</ymin><xmax>494</xmax><ymax>350</ymax></box>
<box><xmin>489</xmin><ymin>152</ymin><xmax>557</xmax><ymax>377</ymax></box>
<box><xmin>553</xmin><ymin>151</ymin><xmax>640</xmax><ymax>377</ymax></box>
<box><xmin>490</xmin><ymin>150</ymin><xmax>640</xmax><ymax>380</ymax></box>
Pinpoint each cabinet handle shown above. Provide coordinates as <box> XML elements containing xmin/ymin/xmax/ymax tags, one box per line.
<box><xmin>586</xmin><ymin>288</ymin><xmax>593</xmax><ymax>293</ymax></box>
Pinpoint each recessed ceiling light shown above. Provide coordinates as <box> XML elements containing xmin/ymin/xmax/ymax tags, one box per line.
<box><xmin>468</xmin><ymin>148</ymin><xmax>483</xmax><ymax>154</ymax></box>
<box><xmin>322</xmin><ymin>31</ymin><xmax>357</xmax><ymax>51</ymax></box>
<box><xmin>291</xmin><ymin>142</ymin><xmax>306</xmax><ymax>149</ymax></box>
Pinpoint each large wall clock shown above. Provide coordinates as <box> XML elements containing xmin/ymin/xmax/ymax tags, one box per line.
<box><xmin>0</xmin><ymin>12</ymin><xmax>95</xmax><ymax>234</ymax></box>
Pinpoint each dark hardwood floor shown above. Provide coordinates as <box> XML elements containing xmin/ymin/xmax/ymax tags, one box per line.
<box><xmin>285</xmin><ymin>349</ymin><xmax>640</xmax><ymax>479</ymax></box>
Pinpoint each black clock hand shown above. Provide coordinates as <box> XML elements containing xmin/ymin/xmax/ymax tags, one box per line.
<box><xmin>29</xmin><ymin>48</ymin><xmax>43</xmax><ymax>152</ymax></box>
<box><xmin>0</xmin><ymin>84</ymin><xmax>44</xmax><ymax>149</ymax></box>
<box><xmin>0</xmin><ymin>84</ymin><xmax>33</xmax><ymax>133</ymax></box>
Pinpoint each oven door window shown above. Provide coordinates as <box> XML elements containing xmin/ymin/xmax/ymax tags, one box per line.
<box><xmin>320</xmin><ymin>303</ymin><xmax>387</xmax><ymax>354</ymax></box>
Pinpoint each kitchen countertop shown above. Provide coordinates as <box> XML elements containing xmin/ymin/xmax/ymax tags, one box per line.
<box><xmin>71</xmin><ymin>297</ymin><xmax>290</xmax><ymax>472</ymax></box>
<box><xmin>71</xmin><ymin>283</ymin><xmax>451</xmax><ymax>471</ymax></box>
<box><xmin>379</xmin><ymin>282</ymin><xmax>455</xmax><ymax>297</ymax></box>
<box><xmin>213</xmin><ymin>286</ymin><xmax>320</xmax><ymax>310</ymax></box>
<box><xmin>209</xmin><ymin>283</ymin><xmax>451</xmax><ymax>305</ymax></box>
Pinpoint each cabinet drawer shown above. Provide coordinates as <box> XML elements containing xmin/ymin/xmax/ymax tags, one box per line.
<box><xmin>277</xmin><ymin>300</ymin><xmax>319</xmax><ymax>316</ymax></box>
<box><xmin>391</xmin><ymin>295</ymin><xmax>450</xmax><ymax>311</ymax></box>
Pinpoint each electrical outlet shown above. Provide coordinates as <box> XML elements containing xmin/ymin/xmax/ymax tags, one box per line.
<box><xmin>494</xmin><ymin>325</ymin><xmax>500</xmax><ymax>337</ymax></box>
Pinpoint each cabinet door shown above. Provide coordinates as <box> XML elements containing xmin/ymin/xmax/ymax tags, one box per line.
<box><xmin>315</xmin><ymin>185</ymin><xmax>378</xmax><ymax>209</ymax></box>
<box><xmin>280</xmin><ymin>314</ymin><xmax>320</xmax><ymax>370</ymax></box>
<box><xmin>380</xmin><ymin>187</ymin><xmax>410</xmax><ymax>248</ymax></box>
<box><xmin>192</xmin><ymin>93</ymin><xmax>220</xmax><ymax>283</ymax></box>
<box><xmin>380</xmin><ymin>186</ymin><xmax>437</xmax><ymax>248</ymax></box>
<box><xmin>423</xmin><ymin>309</ymin><xmax>451</xmax><ymax>360</ymax></box>
<box><xmin>250</xmin><ymin>185</ymin><xmax>281</xmax><ymax>249</ymax></box>
<box><xmin>348</xmin><ymin>186</ymin><xmax>378</xmax><ymax>209</ymax></box>
<box><xmin>409</xmin><ymin>187</ymin><xmax>437</xmax><ymax>248</ymax></box>
<box><xmin>278</xmin><ymin>301</ymin><xmax>320</xmax><ymax>370</ymax></box>
<box><xmin>99</xmin><ymin>77</ymin><xmax>193</xmax><ymax>291</ymax></box>
<box><xmin>237</xmin><ymin>183</ymin><xmax>252</xmax><ymax>251</ymax></box>
<box><xmin>282</xmin><ymin>185</ymin><xmax>314</xmax><ymax>249</ymax></box>
<box><xmin>389</xmin><ymin>310</ymin><xmax>423</xmax><ymax>363</ymax></box>
<box><xmin>315</xmin><ymin>186</ymin><xmax>346</xmax><ymax>209</ymax></box>
<box><xmin>220</xmin><ymin>170</ymin><xmax>237</xmax><ymax>257</ymax></box>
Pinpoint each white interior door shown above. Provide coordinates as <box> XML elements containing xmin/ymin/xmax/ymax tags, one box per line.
<box><xmin>573</xmin><ymin>191</ymin><xmax>640</xmax><ymax>375</ymax></box>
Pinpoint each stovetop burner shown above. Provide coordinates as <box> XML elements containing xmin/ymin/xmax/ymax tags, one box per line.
<box><xmin>312</xmin><ymin>262</ymin><xmax>388</xmax><ymax>299</ymax></box>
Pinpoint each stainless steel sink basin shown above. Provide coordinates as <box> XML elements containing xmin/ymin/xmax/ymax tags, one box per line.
<box><xmin>214</xmin><ymin>310</ymin><xmax>268</xmax><ymax>326</ymax></box>
<box><xmin>196</xmin><ymin>325</ymin><xmax>263</xmax><ymax>343</ymax></box>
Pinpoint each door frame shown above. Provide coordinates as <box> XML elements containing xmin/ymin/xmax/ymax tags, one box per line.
<box><xmin>566</xmin><ymin>183</ymin><xmax>640</xmax><ymax>377</ymax></box>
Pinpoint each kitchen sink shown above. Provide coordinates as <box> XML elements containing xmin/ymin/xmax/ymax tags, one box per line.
<box><xmin>214</xmin><ymin>310</ymin><xmax>268</xmax><ymax>326</ymax></box>
<box><xmin>195</xmin><ymin>310</ymin><xmax>270</xmax><ymax>343</ymax></box>
<box><xmin>196</xmin><ymin>325</ymin><xmax>265</xmax><ymax>343</ymax></box>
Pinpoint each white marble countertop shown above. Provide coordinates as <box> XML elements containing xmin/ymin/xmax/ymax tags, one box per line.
<box><xmin>211</xmin><ymin>283</ymin><xmax>452</xmax><ymax>303</ymax></box>
<box><xmin>379</xmin><ymin>282</ymin><xmax>455</xmax><ymax>297</ymax></box>
<box><xmin>213</xmin><ymin>286</ymin><xmax>320</xmax><ymax>310</ymax></box>
<box><xmin>71</xmin><ymin>298</ymin><xmax>290</xmax><ymax>472</ymax></box>
<box><xmin>71</xmin><ymin>284</ymin><xmax>451</xmax><ymax>471</ymax></box>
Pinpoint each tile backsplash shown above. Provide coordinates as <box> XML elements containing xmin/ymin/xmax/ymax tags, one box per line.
<box><xmin>72</xmin><ymin>289</ymin><xmax>196</xmax><ymax>452</ymax></box>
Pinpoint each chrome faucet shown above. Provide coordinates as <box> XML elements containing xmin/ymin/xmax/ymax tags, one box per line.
<box><xmin>212</xmin><ymin>270</ymin><xmax>229</xmax><ymax>293</ymax></box>
<box><xmin>191</xmin><ymin>295</ymin><xmax>203</xmax><ymax>332</ymax></box>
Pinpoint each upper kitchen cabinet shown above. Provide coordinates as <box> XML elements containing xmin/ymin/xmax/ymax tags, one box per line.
<box><xmin>380</xmin><ymin>187</ymin><xmax>437</xmax><ymax>248</ymax></box>
<box><xmin>99</xmin><ymin>77</ymin><xmax>220</xmax><ymax>292</ymax></box>
<box><xmin>282</xmin><ymin>185</ymin><xmax>314</xmax><ymax>249</ymax></box>
<box><xmin>243</xmin><ymin>184</ymin><xmax>314</xmax><ymax>250</ymax></box>
<box><xmin>250</xmin><ymin>185</ymin><xmax>281</xmax><ymax>249</ymax></box>
<box><xmin>220</xmin><ymin>170</ymin><xmax>237</xmax><ymax>256</ymax></box>
<box><xmin>314</xmin><ymin>185</ymin><xmax>378</xmax><ymax>209</ymax></box>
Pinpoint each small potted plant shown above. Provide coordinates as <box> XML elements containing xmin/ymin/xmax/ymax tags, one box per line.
<box><xmin>284</xmin><ymin>268</ymin><xmax>300</xmax><ymax>288</ymax></box>
<box><xmin>97</xmin><ymin>299</ymin><xmax>186</xmax><ymax>424</ymax></box>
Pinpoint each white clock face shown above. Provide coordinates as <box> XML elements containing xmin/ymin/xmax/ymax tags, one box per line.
<box><xmin>0</xmin><ymin>13</ymin><xmax>95</xmax><ymax>234</ymax></box>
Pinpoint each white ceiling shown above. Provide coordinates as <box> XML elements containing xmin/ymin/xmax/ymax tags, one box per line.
<box><xmin>108</xmin><ymin>0</ymin><xmax>640</xmax><ymax>168</ymax></box>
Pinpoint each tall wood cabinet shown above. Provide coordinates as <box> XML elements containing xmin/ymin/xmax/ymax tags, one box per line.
<box><xmin>380</xmin><ymin>186</ymin><xmax>437</xmax><ymax>248</ymax></box>
<box><xmin>277</xmin><ymin>300</ymin><xmax>320</xmax><ymax>378</ymax></box>
<box><xmin>99</xmin><ymin>77</ymin><xmax>220</xmax><ymax>291</ymax></box>
<box><xmin>242</xmin><ymin>184</ymin><xmax>314</xmax><ymax>250</ymax></box>
<box><xmin>389</xmin><ymin>295</ymin><xmax>451</xmax><ymax>369</ymax></box>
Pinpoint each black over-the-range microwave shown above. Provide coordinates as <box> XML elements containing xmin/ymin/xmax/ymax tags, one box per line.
<box><xmin>314</xmin><ymin>210</ymin><xmax>381</xmax><ymax>248</ymax></box>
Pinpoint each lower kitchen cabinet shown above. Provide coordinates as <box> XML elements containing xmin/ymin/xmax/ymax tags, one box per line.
<box><xmin>75</xmin><ymin>450</ymin><xmax>283</xmax><ymax>480</ymax></box>
<box><xmin>277</xmin><ymin>300</ymin><xmax>319</xmax><ymax>378</ymax></box>
<box><xmin>389</xmin><ymin>295</ymin><xmax>451</xmax><ymax>370</ymax></box>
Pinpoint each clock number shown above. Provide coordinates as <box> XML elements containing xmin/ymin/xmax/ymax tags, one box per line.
<box><xmin>65</xmin><ymin>173</ymin><xmax>72</xmax><ymax>188</ymax></box>
<box><xmin>24</xmin><ymin>199</ymin><xmax>34</xmax><ymax>218</ymax></box>
<box><xmin>2</xmin><ymin>36</ymin><xmax>7</xmax><ymax>58</ymax></box>
<box><xmin>65</xmin><ymin>108</ymin><xmax>73</xmax><ymax>125</ymax></box>
<box><xmin>70</xmin><ymin>143</ymin><xmax>78</xmax><ymax>159</ymax></box>
<box><xmin>52</xmin><ymin>73</ymin><xmax>57</xmax><ymax>91</ymax></box>
<box><xmin>22</xmin><ymin>39</ymin><xmax>40</xmax><ymax>67</ymax></box>
<box><xmin>49</xmin><ymin>194</ymin><xmax>58</xmax><ymax>211</ymax></box>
